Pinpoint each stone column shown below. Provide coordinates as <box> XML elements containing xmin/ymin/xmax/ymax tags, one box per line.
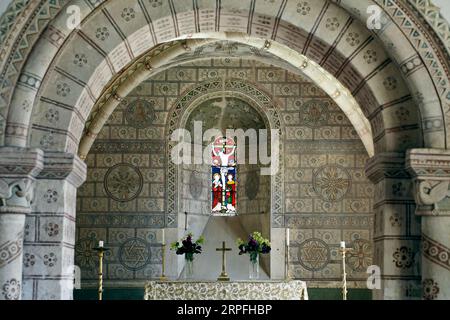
<box><xmin>365</xmin><ymin>153</ymin><xmax>421</xmax><ymax>300</ymax></box>
<box><xmin>406</xmin><ymin>149</ymin><xmax>450</xmax><ymax>300</ymax></box>
<box><xmin>0</xmin><ymin>147</ymin><xmax>43</xmax><ymax>300</ymax></box>
<box><xmin>22</xmin><ymin>152</ymin><xmax>86</xmax><ymax>300</ymax></box>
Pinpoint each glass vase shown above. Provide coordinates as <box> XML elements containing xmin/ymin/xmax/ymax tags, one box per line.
<box><xmin>185</xmin><ymin>254</ymin><xmax>194</xmax><ymax>279</ymax></box>
<box><xmin>249</xmin><ymin>253</ymin><xmax>260</xmax><ymax>280</ymax></box>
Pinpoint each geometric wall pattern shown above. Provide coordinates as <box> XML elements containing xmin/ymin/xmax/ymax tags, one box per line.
<box><xmin>0</xmin><ymin>0</ymin><xmax>450</xmax><ymax>301</ymax></box>
<box><xmin>76</xmin><ymin>57</ymin><xmax>373</xmax><ymax>288</ymax></box>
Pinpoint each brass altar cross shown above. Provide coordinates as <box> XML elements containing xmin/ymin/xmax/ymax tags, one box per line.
<box><xmin>216</xmin><ymin>241</ymin><xmax>232</xmax><ymax>281</ymax></box>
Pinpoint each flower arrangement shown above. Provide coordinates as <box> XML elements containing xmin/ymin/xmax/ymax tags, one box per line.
<box><xmin>170</xmin><ymin>233</ymin><xmax>205</xmax><ymax>261</ymax></box>
<box><xmin>237</xmin><ymin>231</ymin><xmax>271</xmax><ymax>263</ymax></box>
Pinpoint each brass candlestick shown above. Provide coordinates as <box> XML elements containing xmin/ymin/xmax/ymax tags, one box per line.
<box><xmin>339</xmin><ymin>245</ymin><xmax>352</xmax><ymax>300</ymax></box>
<box><xmin>160</xmin><ymin>243</ymin><xmax>168</xmax><ymax>281</ymax></box>
<box><xmin>93</xmin><ymin>246</ymin><xmax>110</xmax><ymax>301</ymax></box>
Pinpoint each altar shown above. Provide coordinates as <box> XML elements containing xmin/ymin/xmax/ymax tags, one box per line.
<box><xmin>144</xmin><ymin>280</ymin><xmax>308</xmax><ymax>300</ymax></box>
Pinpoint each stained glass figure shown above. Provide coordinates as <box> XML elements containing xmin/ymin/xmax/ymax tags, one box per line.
<box><xmin>211</xmin><ymin>136</ymin><xmax>237</xmax><ymax>215</ymax></box>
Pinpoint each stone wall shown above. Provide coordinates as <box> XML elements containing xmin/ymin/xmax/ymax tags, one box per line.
<box><xmin>75</xmin><ymin>58</ymin><xmax>373</xmax><ymax>289</ymax></box>
<box><xmin>76</xmin><ymin>93</ymin><xmax>167</xmax><ymax>287</ymax></box>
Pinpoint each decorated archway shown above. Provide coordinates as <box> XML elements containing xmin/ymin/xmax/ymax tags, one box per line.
<box><xmin>1</xmin><ymin>0</ymin><xmax>450</xmax><ymax>300</ymax></box>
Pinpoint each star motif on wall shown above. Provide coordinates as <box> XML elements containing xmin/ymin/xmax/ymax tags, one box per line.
<box><xmin>119</xmin><ymin>238</ymin><xmax>151</xmax><ymax>270</ymax></box>
<box><xmin>298</xmin><ymin>238</ymin><xmax>330</xmax><ymax>271</ymax></box>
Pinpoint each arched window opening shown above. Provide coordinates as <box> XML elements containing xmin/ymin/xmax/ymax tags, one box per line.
<box><xmin>211</xmin><ymin>136</ymin><xmax>237</xmax><ymax>216</ymax></box>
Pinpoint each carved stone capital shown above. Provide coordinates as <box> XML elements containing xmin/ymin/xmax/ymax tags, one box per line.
<box><xmin>365</xmin><ymin>152</ymin><xmax>409</xmax><ymax>183</ymax></box>
<box><xmin>38</xmin><ymin>152</ymin><xmax>87</xmax><ymax>187</ymax></box>
<box><xmin>0</xmin><ymin>147</ymin><xmax>44</xmax><ymax>178</ymax></box>
<box><xmin>0</xmin><ymin>179</ymin><xmax>35</xmax><ymax>210</ymax></box>
<box><xmin>406</xmin><ymin>149</ymin><xmax>450</xmax><ymax>180</ymax></box>
<box><xmin>0</xmin><ymin>147</ymin><xmax>44</xmax><ymax>211</ymax></box>
<box><xmin>406</xmin><ymin>149</ymin><xmax>450</xmax><ymax>216</ymax></box>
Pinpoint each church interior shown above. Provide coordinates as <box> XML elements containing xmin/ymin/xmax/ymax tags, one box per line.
<box><xmin>0</xmin><ymin>0</ymin><xmax>450</xmax><ymax>301</ymax></box>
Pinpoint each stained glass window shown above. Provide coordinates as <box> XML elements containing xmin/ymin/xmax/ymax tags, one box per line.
<box><xmin>211</xmin><ymin>136</ymin><xmax>237</xmax><ymax>215</ymax></box>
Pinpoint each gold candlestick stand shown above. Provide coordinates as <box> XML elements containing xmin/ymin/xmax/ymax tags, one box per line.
<box><xmin>339</xmin><ymin>247</ymin><xmax>352</xmax><ymax>300</ymax></box>
<box><xmin>93</xmin><ymin>246</ymin><xmax>110</xmax><ymax>301</ymax></box>
<box><xmin>160</xmin><ymin>244</ymin><xmax>168</xmax><ymax>281</ymax></box>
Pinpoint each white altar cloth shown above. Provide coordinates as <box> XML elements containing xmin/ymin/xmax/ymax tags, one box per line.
<box><xmin>144</xmin><ymin>280</ymin><xmax>308</xmax><ymax>300</ymax></box>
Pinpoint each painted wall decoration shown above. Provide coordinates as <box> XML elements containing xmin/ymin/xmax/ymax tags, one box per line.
<box><xmin>346</xmin><ymin>239</ymin><xmax>373</xmax><ymax>272</ymax></box>
<box><xmin>1</xmin><ymin>0</ymin><xmax>449</xmax><ymax>300</ymax></box>
<box><xmin>313</xmin><ymin>165</ymin><xmax>352</xmax><ymax>202</ymax></box>
<box><xmin>245</xmin><ymin>171</ymin><xmax>260</xmax><ymax>200</ymax></box>
<box><xmin>118</xmin><ymin>238</ymin><xmax>152</xmax><ymax>271</ymax></box>
<box><xmin>300</xmin><ymin>100</ymin><xmax>330</xmax><ymax>128</ymax></box>
<box><xmin>125</xmin><ymin>99</ymin><xmax>157</xmax><ymax>129</ymax></box>
<box><xmin>423</xmin><ymin>279</ymin><xmax>440</xmax><ymax>300</ymax></box>
<box><xmin>104</xmin><ymin>163</ymin><xmax>144</xmax><ymax>202</ymax></box>
<box><xmin>297</xmin><ymin>238</ymin><xmax>331</xmax><ymax>272</ymax></box>
<box><xmin>189</xmin><ymin>171</ymin><xmax>203</xmax><ymax>200</ymax></box>
<box><xmin>76</xmin><ymin>58</ymin><xmax>374</xmax><ymax>288</ymax></box>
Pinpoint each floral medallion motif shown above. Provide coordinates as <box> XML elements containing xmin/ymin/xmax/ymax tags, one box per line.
<box><xmin>346</xmin><ymin>239</ymin><xmax>372</xmax><ymax>272</ymax></box>
<box><xmin>45</xmin><ymin>109</ymin><xmax>59</xmax><ymax>123</ymax></box>
<box><xmin>125</xmin><ymin>99</ymin><xmax>157</xmax><ymax>129</ymax></box>
<box><xmin>2</xmin><ymin>279</ymin><xmax>20</xmax><ymax>300</ymax></box>
<box><xmin>300</xmin><ymin>100</ymin><xmax>329</xmax><ymax>127</ymax></box>
<box><xmin>44</xmin><ymin>189</ymin><xmax>58</xmax><ymax>203</ymax></box>
<box><xmin>313</xmin><ymin>165</ymin><xmax>351</xmax><ymax>202</ymax></box>
<box><xmin>119</xmin><ymin>238</ymin><xmax>151</xmax><ymax>271</ymax></box>
<box><xmin>73</xmin><ymin>53</ymin><xmax>87</xmax><ymax>67</ymax></box>
<box><xmin>148</xmin><ymin>0</ymin><xmax>163</xmax><ymax>7</ymax></box>
<box><xmin>104</xmin><ymin>163</ymin><xmax>143</xmax><ymax>202</ymax></box>
<box><xmin>422</xmin><ymin>279</ymin><xmax>439</xmax><ymax>300</ymax></box>
<box><xmin>346</xmin><ymin>32</ymin><xmax>360</xmax><ymax>46</ymax></box>
<box><xmin>383</xmin><ymin>76</ymin><xmax>397</xmax><ymax>91</ymax></box>
<box><xmin>95</xmin><ymin>27</ymin><xmax>110</xmax><ymax>41</ymax></box>
<box><xmin>75</xmin><ymin>237</ymin><xmax>97</xmax><ymax>269</ymax></box>
<box><xmin>395</xmin><ymin>107</ymin><xmax>410</xmax><ymax>122</ymax></box>
<box><xmin>245</xmin><ymin>171</ymin><xmax>260</xmax><ymax>200</ymax></box>
<box><xmin>121</xmin><ymin>8</ymin><xmax>135</xmax><ymax>21</ymax></box>
<box><xmin>325</xmin><ymin>17</ymin><xmax>340</xmax><ymax>31</ymax></box>
<box><xmin>45</xmin><ymin>222</ymin><xmax>59</xmax><ymax>237</ymax></box>
<box><xmin>363</xmin><ymin>49</ymin><xmax>378</xmax><ymax>64</ymax></box>
<box><xmin>392</xmin><ymin>246</ymin><xmax>415</xmax><ymax>269</ymax></box>
<box><xmin>44</xmin><ymin>252</ymin><xmax>57</xmax><ymax>267</ymax></box>
<box><xmin>298</xmin><ymin>238</ymin><xmax>330</xmax><ymax>271</ymax></box>
<box><xmin>297</xmin><ymin>2</ymin><xmax>311</xmax><ymax>15</ymax></box>
<box><xmin>390</xmin><ymin>213</ymin><xmax>402</xmax><ymax>227</ymax></box>
<box><xmin>23</xmin><ymin>253</ymin><xmax>35</xmax><ymax>267</ymax></box>
<box><xmin>56</xmin><ymin>83</ymin><xmax>70</xmax><ymax>97</ymax></box>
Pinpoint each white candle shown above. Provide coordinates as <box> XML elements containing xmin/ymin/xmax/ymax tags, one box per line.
<box><xmin>162</xmin><ymin>229</ymin><xmax>165</xmax><ymax>244</ymax></box>
<box><xmin>99</xmin><ymin>240</ymin><xmax>104</xmax><ymax>248</ymax></box>
<box><xmin>340</xmin><ymin>241</ymin><xmax>346</xmax><ymax>249</ymax></box>
<box><xmin>286</xmin><ymin>228</ymin><xmax>290</xmax><ymax>246</ymax></box>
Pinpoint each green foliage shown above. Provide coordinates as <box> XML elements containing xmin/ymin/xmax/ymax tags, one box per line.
<box><xmin>237</xmin><ymin>231</ymin><xmax>271</xmax><ymax>259</ymax></box>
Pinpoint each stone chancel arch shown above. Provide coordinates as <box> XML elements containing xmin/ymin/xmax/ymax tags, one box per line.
<box><xmin>76</xmin><ymin>39</ymin><xmax>375</xmax><ymax>159</ymax></box>
<box><xmin>1</xmin><ymin>0</ymin><xmax>450</xmax><ymax>300</ymax></box>
<box><xmin>4</xmin><ymin>0</ymin><xmax>426</xmax><ymax>154</ymax></box>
